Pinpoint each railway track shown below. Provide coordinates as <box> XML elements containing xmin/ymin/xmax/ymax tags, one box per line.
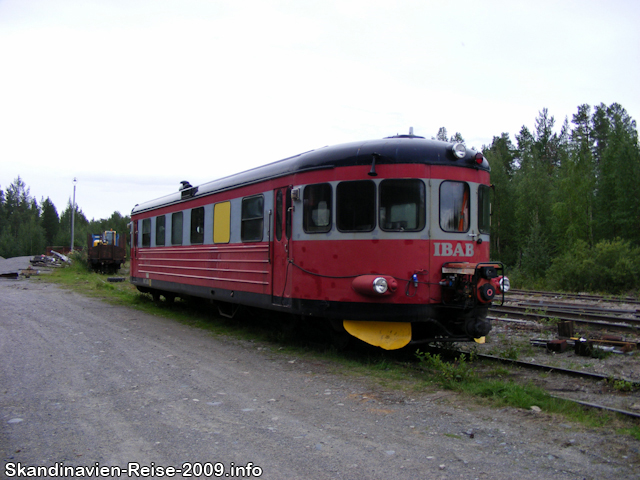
<box><xmin>479</xmin><ymin>289</ymin><xmax>640</xmax><ymax>419</ymax></box>
<box><xmin>475</xmin><ymin>352</ymin><xmax>640</xmax><ymax>419</ymax></box>
<box><xmin>429</xmin><ymin>348</ymin><xmax>640</xmax><ymax>420</ymax></box>
<box><xmin>508</xmin><ymin>288</ymin><xmax>640</xmax><ymax>306</ymax></box>
<box><xmin>489</xmin><ymin>301</ymin><xmax>640</xmax><ymax>332</ymax></box>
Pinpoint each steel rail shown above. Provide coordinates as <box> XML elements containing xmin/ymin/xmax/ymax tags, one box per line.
<box><xmin>491</xmin><ymin>305</ymin><xmax>639</xmax><ymax>323</ymax></box>
<box><xmin>508</xmin><ymin>289</ymin><xmax>640</xmax><ymax>305</ymax></box>
<box><xmin>474</xmin><ymin>352</ymin><xmax>638</xmax><ymax>384</ymax></box>
<box><xmin>489</xmin><ymin>306</ymin><xmax>640</xmax><ymax>332</ymax></box>
<box><xmin>515</xmin><ymin>300</ymin><xmax>639</xmax><ymax>317</ymax></box>
<box><xmin>547</xmin><ymin>396</ymin><xmax>640</xmax><ymax>420</ymax></box>
<box><xmin>474</xmin><ymin>353</ymin><xmax>640</xmax><ymax>420</ymax></box>
<box><xmin>424</xmin><ymin>348</ymin><xmax>640</xmax><ymax>419</ymax></box>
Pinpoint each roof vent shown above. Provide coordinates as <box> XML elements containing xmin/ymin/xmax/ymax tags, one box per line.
<box><xmin>385</xmin><ymin>128</ymin><xmax>425</xmax><ymax>140</ymax></box>
<box><xmin>179</xmin><ymin>180</ymin><xmax>198</xmax><ymax>199</ymax></box>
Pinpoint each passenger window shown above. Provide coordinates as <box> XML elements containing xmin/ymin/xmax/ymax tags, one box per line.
<box><xmin>303</xmin><ymin>183</ymin><xmax>332</xmax><ymax>233</ymax></box>
<box><xmin>379</xmin><ymin>179</ymin><xmax>425</xmax><ymax>231</ymax></box>
<box><xmin>478</xmin><ymin>185</ymin><xmax>491</xmax><ymax>234</ymax></box>
<box><xmin>141</xmin><ymin>218</ymin><xmax>151</xmax><ymax>247</ymax></box>
<box><xmin>336</xmin><ymin>180</ymin><xmax>375</xmax><ymax>232</ymax></box>
<box><xmin>190</xmin><ymin>207</ymin><xmax>205</xmax><ymax>244</ymax></box>
<box><xmin>213</xmin><ymin>202</ymin><xmax>231</xmax><ymax>244</ymax></box>
<box><xmin>156</xmin><ymin>215</ymin><xmax>166</xmax><ymax>246</ymax></box>
<box><xmin>241</xmin><ymin>195</ymin><xmax>264</xmax><ymax>242</ymax></box>
<box><xmin>171</xmin><ymin>212</ymin><xmax>183</xmax><ymax>245</ymax></box>
<box><xmin>440</xmin><ymin>181</ymin><xmax>470</xmax><ymax>232</ymax></box>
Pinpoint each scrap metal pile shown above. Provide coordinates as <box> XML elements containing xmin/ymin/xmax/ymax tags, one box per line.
<box><xmin>30</xmin><ymin>251</ymin><xmax>71</xmax><ymax>268</ymax></box>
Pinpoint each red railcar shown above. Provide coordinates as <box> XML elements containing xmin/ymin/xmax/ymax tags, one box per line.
<box><xmin>130</xmin><ymin>133</ymin><xmax>508</xmax><ymax>350</ymax></box>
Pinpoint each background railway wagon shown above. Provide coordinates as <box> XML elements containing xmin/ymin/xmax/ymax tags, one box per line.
<box><xmin>130</xmin><ymin>135</ymin><xmax>502</xmax><ymax>349</ymax></box>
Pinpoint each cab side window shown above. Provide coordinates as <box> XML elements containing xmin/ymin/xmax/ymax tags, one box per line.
<box><xmin>478</xmin><ymin>185</ymin><xmax>491</xmax><ymax>234</ymax></box>
<box><xmin>303</xmin><ymin>183</ymin><xmax>332</xmax><ymax>233</ymax></box>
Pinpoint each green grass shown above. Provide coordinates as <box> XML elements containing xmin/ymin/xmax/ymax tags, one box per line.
<box><xmin>38</xmin><ymin>260</ymin><xmax>640</xmax><ymax>440</ymax></box>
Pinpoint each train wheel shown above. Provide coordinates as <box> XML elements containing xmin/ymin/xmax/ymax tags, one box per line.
<box><xmin>152</xmin><ymin>292</ymin><xmax>161</xmax><ymax>303</ymax></box>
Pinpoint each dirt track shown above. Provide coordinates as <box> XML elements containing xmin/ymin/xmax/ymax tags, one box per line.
<box><xmin>1</xmin><ymin>268</ymin><xmax>639</xmax><ymax>479</ymax></box>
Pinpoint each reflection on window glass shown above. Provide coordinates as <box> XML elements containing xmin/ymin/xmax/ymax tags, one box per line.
<box><xmin>171</xmin><ymin>212</ymin><xmax>183</xmax><ymax>245</ymax></box>
<box><xmin>190</xmin><ymin>207</ymin><xmax>205</xmax><ymax>244</ymax></box>
<box><xmin>142</xmin><ymin>219</ymin><xmax>151</xmax><ymax>247</ymax></box>
<box><xmin>337</xmin><ymin>180</ymin><xmax>375</xmax><ymax>232</ymax></box>
<box><xmin>241</xmin><ymin>195</ymin><xmax>264</xmax><ymax>242</ymax></box>
<box><xmin>478</xmin><ymin>185</ymin><xmax>491</xmax><ymax>234</ymax></box>
<box><xmin>156</xmin><ymin>215</ymin><xmax>165</xmax><ymax>246</ymax></box>
<box><xmin>379</xmin><ymin>179</ymin><xmax>425</xmax><ymax>231</ymax></box>
<box><xmin>440</xmin><ymin>181</ymin><xmax>469</xmax><ymax>232</ymax></box>
<box><xmin>303</xmin><ymin>183</ymin><xmax>332</xmax><ymax>233</ymax></box>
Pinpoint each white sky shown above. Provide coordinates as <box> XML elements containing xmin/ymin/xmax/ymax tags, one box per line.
<box><xmin>1</xmin><ymin>0</ymin><xmax>638</xmax><ymax>220</ymax></box>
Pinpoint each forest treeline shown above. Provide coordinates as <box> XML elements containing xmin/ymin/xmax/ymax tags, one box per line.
<box><xmin>1</xmin><ymin>102</ymin><xmax>639</xmax><ymax>293</ymax></box>
<box><xmin>0</xmin><ymin>179</ymin><xmax>130</xmax><ymax>259</ymax></box>
<box><xmin>481</xmin><ymin>102</ymin><xmax>640</xmax><ymax>294</ymax></box>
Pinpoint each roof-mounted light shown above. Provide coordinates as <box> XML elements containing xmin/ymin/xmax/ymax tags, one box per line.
<box><xmin>452</xmin><ymin>143</ymin><xmax>466</xmax><ymax>159</ymax></box>
<box><xmin>474</xmin><ymin>152</ymin><xmax>484</xmax><ymax>165</ymax></box>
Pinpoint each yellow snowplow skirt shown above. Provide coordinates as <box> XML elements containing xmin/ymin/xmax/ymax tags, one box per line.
<box><xmin>343</xmin><ymin>320</ymin><xmax>412</xmax><ymax>350</ymax></box>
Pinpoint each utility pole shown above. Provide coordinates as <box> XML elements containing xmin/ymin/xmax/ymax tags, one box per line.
<box><xmin>71</xmin><ymin>177</ymin><xmax>77</xmax><ymax>254</ymax></box>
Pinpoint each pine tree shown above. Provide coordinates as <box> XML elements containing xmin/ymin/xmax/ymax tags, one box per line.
<box><xmin>482</xmin><ymin>133</ymin><xmax>518</xmax><ymax>264</ymax></box>
<box><xmin>551</xmin><ymin>104</ymin><xmax>597</xmax><ymax>252</ymax></box>
<box><xmin>436</xmin><ymin>127</ymin><xmax>448</xmax><ymax>142</ymax></box>
<box><xmin>41</xmin><ymin>197</ymin><xmax>60</xmax><ymax>247</ymax></box>
<box><xmin>0</xmin><ymin>177</ymin><xmax>46</xmax><ymax>257</ymax></box>
<box><xmin>593</xmin><ymin>103</ymin><xmax>640</xmax><ymax>243</ymax></box>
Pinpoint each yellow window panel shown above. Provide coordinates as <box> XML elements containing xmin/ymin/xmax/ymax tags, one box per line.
<box><xmin>214</xmin><ymin>202</ymin><xmax>231</xmax><ymax>244</ymax></box>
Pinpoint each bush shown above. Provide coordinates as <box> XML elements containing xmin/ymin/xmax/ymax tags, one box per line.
<box><xmin>415</xmin><ymin>350</ymin><xmax>475</xmax><ymax>387</ymax></box>
<box><xmin>68</xmin><ymin>249</ymin><xmax>89</xmax><ymax>271</ymax></box>
<box><xmin>546</xmin><ymin>239</ymin><xmax>640</xmax><ymax>294</ymax></box>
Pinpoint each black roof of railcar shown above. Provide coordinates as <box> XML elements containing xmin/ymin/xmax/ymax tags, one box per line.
<box><xmin>131</xmin><ymin>135</ymin><xmax>488</xmax><ymax>215</ymax></box>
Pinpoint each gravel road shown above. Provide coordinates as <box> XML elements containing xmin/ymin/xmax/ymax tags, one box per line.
<box><xmin>1</xmin><ymin>259</ymin><xmax>638</xmax><ymax>479</ymax></box>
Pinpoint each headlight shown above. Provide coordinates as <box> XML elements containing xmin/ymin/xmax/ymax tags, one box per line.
<box><xmin>499</xmin><ymin>276</ymin><xmax>510</xmax><ymax>293</ymax></box>
<box><xmin>373</xmin><ymin>277</ymin><xmax>388</xmax><ymax>294</ymax></box>
<box><xmin>452</xmin><ymin>143</ymin><xmax>466</xmax><ymax>159</ymax></box>
<box><xmin>352</xmin><ymin>275</ymin><xmax>397</xmax><ymax>296</ymax></box>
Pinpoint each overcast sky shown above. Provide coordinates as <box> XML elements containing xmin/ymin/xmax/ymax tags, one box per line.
<box><xmin>1</xmin><ymin>0</ymin><xmax>638</xmax><ymax>220</ymax></box>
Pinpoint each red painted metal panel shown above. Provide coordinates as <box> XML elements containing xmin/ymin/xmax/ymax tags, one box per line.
<box><xmin>136</xmin><ymin>243</ymin><xmax>271</xmax><ymax>293</ymax></box>
<box><xmin>289</xmin><ymin>238</ymin><xmax>489</xmax><ymax>305</ymax></box>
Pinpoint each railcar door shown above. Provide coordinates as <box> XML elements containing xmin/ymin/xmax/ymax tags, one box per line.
<box><xmin>272</xmin><ymin>187</ymin><xmax>293</xmax><ymax>306</ymax></box>
<box><xmin>130</xmin><ymin>219</ymin><xmax>138</xmax><ymax>278</ymax></box>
